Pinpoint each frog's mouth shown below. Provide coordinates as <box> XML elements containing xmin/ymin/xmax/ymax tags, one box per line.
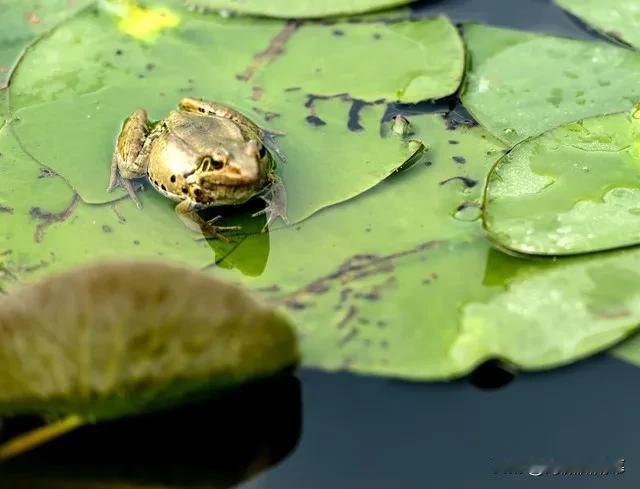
<box><xmin>183</xmin><ymin>169</ymin><xmax>259</xmax><ymax>188</ymax></box>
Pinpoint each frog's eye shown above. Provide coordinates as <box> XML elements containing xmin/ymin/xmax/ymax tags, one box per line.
<box><xmin>201</xmin><ymin>156</ymin><xmax>224</xmax><ymax>171</ymax></box>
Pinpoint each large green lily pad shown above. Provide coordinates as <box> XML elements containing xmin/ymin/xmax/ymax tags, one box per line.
<box><xmin>204</xmin><ymin>114</ymin><xmax>640</xmax><ymax>379</ymax></box>
<box><xmin>6</xmin><ymin>8</ymin><xmax>464</xmax><ymax>224</ymax></box>
<box><xmin>183</xmin><ymin>0</ymin><xmax>418</xmax><ymax>19</ymax></box>
<box><xmin>462</xmin><ymin>23</ymin><xmax>640</xmax><ymax>145</ymax></box>
<box><xmin>555</xmin><ymin>0</ymin><xmax>640</xmax><ymax>49</ymax></box>
<box><xmin>0</xmin><ymin>0</ymin><xmax>93</xmax><ymax>88</ymax></box>
<box><xmin>483</xmin><ymin>110</ymin><xmax>640</xmax><ymax>256</ymax></box>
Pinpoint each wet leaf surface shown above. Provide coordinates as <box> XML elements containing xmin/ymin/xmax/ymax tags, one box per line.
<box><xmin>204</xmin><ymin>115</ymin><xmax>640</xmax><ymax>379</ymax></box>
<box><xmin>483</xmin><ymin>110</ymin><xmax>640</xmax><ymax>255</ymax></box>
<box><xmin>0</xmin><ymin>260</ymin><xmax>297</xmax><ymax>419</ymax></box>
<box><xmin>461</xmin><ymin>23</ymin><xmax>640</xmax><ymax>145</ymax></box>
<box><xmin>0</xmin><ymin>0</ymin><xmax>93</xmax><ymax>88</ymax></box>
<box><xmin>555</xmin><ymin>0</ymin><xmax>640</xmax><ymax>49</ymax></box>
<box><xmin>7</xmin><ymin>8</ymin><xmax>460</xmax><ymax>223</ymax></box>
<box><xmin>183</xmin><ymin>0</ymin><xmax>418</xmax><ymax>19</ymax></box>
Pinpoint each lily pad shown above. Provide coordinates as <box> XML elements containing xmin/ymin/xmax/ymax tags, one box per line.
<box><xmin>0</xmin><ymin>260</ymin><xmax>297</xmax><ymax>423</ymax></box>
<box><xmin>255</xmin><ymin>16</ymin><xmax>465</xmax><ymax>103</ymax></box>
<box><xmin>183</xmin><ymin>0</ymin><xmax>418</xmax><ymax>19</ymax></box>
<box><xmin>483</xmin><ymin>110</ymin><xmax>640</xmax><ymax>255</ymax></box>
<box><xmin>203</xmin><ymin>114</ymin><xmax>640</xmax><ymax>379</ymax></box>
<box><xmin>0</xmin><ymin>0</ymin><xmax>93</xmax><ymax>88</ymax></box>
<box><xmin>5</xmin><ymin>8</ymin><xmax>462</xmax><ymax>223</ymax></box>
<box><xmin>461</xmin><ymin>23</ymin><xmax>640</xmax><ymax>145</ymax></box>
<box><xmin>555</xmin><ymin>0</ymin><xmax>640</xmax><ymax>49</ymax></box>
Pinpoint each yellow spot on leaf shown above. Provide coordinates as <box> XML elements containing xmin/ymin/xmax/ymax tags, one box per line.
<box><xmin>117</xmin><ymin>3</ymin><xmax>179</xmax><ymax>41</ymax></box>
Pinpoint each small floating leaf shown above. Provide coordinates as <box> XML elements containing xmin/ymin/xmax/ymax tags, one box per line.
<box><xmin>555</xmin><ymin>0</ymin><xmax>640</xmax><ymax>49</ymax></box>
<box><xmin>0</xmin><ymin>260</ymin><xmax>297</xmax><ymax>422</ymax></box>
<box><xmin>461</xmin><ymin>23</ymin><xmax>640</xmax><ymax>144</ymax></box>
<box><xmin>483</xmin><ymin>110</ymin><xmax>640</xmax><ymax>255</ymax></box>
<box><xmin>183</xmin><ymin>0</ymin><xmax>418</xmax><ymax>19</ymax></box>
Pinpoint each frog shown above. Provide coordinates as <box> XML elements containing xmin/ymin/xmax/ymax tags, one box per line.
<box><xmin>107</xmin><ymin>97</ymin><xmax>287</xmax><ymax>240</ymax></box>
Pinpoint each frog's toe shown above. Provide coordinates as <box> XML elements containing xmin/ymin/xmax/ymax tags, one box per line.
<box><xmin>201</xmin><ymin>216</ymin><xmax>241</xmax><ymax>242</ymax></box>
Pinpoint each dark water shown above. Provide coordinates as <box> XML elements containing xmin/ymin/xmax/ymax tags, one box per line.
<box><xmin>3</xmin><ymin>1</ymin><xmax>638</xmax><ymax>488</ymax></box>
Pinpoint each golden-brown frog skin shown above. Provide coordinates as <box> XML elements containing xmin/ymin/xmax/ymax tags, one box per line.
<box><xmin>108</xmin><ymin>97</ymin><xmax>287</xmax><ymax>239</ymax></box>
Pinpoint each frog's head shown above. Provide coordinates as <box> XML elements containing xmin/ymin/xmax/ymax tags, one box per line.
<box><xmin>188</xmin><ymin>138</ymin><xmax>271</xmax><ymax>190</ymax></box>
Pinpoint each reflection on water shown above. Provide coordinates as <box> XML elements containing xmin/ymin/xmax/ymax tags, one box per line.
<box><xmin>0</xmin><ymin>375</ymin><xmax>301</xmax><ymax>489</ymax></box>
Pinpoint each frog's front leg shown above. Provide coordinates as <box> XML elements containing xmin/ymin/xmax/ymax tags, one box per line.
<box><xmin>108</xmin><ymin>108</ymin><xmax>155</xmax><ymax>208</ymax></box>
<box><xmin>252</xmin><ymin>175</ymin><xmax>289</xmax><ymax>231</ymax></box>
<box><xmin>174</xmin><ymin>200</ymin><xmax>240</xmax><ymax>242</ymax></box>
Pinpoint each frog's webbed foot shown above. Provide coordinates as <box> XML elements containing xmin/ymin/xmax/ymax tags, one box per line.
<box><xmin>175</xmin><ymin>200</ymin><xmax>240</xmax><ymax>242</ymax></box>
<box><xmin>252</xmin><ymin>178</ymin><xmax>289</xmax><ymax>232</ymax></box>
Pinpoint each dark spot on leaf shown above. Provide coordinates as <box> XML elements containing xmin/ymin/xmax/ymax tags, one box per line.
<box><xmin>306</xmin><ymin>115</ymin><xmax>326</xmax><ymax>127</ymax></box>
<box><xmin>138</xmin><ymin>74</ymin><xmax>145</xmax><ymax>79</ymax></box>
<box><xmin>373</xmin><ymin>33</ymin><xmax>382</xmax><ymax>40</ymax></box>
<box><xmin>338</xmin><ymin>327</ymin><xmax>359</xmax><ymax>347</ymax></box>
<box><xmin>469</xmin><ymin>359</ymin><xmax>516</xmax><ymax>390</ymax></box>
<box><xmin>424</xmin><ymin>161</ymin><xmax>433</xmax><ymax>167</ymax></box>
<box><xmin>170</xmin><ymin>175</ymin><xmax>176</xmax><ymax>183</ymax></box>
<box><xmin>456</xmin><ymin>201</ymin><xmax>480</xmax><ymax>212</ymax></box>
<box><xmin>332</xmin><ymin>29</ymin><xmax>345</xmax><ymax>36</ymax></box>
<box><xmin>0</xmin><ymin>204</ymin><xmax>13</xmax><ymax>214</ymax></box>
<box><xmin>439</xmin><ymin>176</ymin><xmax>477</xmax><ymax>188</ymax></box>
<box><xmin>145</xmin><ymin>63</ymin><xmax>155</xmax><ymax>71</ymax></box>
<box><xmin>348</xmin><ymin>100</ymin><xmax>368</xmax><ymax>132</ymax></box>
<box><xmin>380</xmin><ymin>340</ymin><xmax>389</xmax><ymax>349</ymax></box>
<box><xmin>448</xmin><ymin>140</ymin><xmax>459</xmax><ymax>145</ymax></box>
<box><xmin>284</xmin><ymin>87</ymin><xmax>301</xmax><ymax>92</ymax></box>
<box><xmin>452</xmin><ymin>156</ymin><xmax>466</xmax><ymax>164</ymax></box>
<box><xmin>38</xmin><ymin>167</ymin><xmax>56</xmax><ymax>178</ymax></box>
<box><xmin>102</xmin><ymin>225</ymin><xmax>112</xmax><ymax>233</ymax></box>
<box><xmin>115</xmin><ymin>49</ymin><xmax>123</xmax><ymax>56</ymax></box>
<box><xmin>133</xmin><ymin>240</ymin><xmax>140</xmax><ymax>245</ymax></box>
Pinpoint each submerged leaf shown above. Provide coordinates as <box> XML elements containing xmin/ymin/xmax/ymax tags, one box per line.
<box><xmin>6</xmin><ymin>9</ymin><xmax>456</xmax><ymax>223</ymax></box>
<box><xmin>483</xmin><ymin>110</ymin><xmax>640</xmax><ymax>255</ymax></box>
<box><xmin>0</xmin><ymin>260</ymin><xmax>297</xmax><ymax>419</ymax></box>
<box><xmin>183</xmin><ymin>0</ymin><xmax>418</xmax><ymax>19</ymax></box>
<box><xmin>461</xmin><ymin>23</ymin><xmax>640</xmax><ymax>144</ymax></box>
<box><xmin>555</xmin><ymin>0</ymin><xmax>640</xmax><ymax>49</ymax></box>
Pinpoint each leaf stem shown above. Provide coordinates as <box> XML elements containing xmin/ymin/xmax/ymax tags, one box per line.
<box><xmin>0</xmin><ymin>414</ymin><xmax>85</xmax><ymax>461</ymax></box>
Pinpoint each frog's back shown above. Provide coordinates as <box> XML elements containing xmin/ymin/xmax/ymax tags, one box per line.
<box><xmin>167</xmin><ymin>110</ymin><xmax>246</xmax><ymax>149</ymax></box>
